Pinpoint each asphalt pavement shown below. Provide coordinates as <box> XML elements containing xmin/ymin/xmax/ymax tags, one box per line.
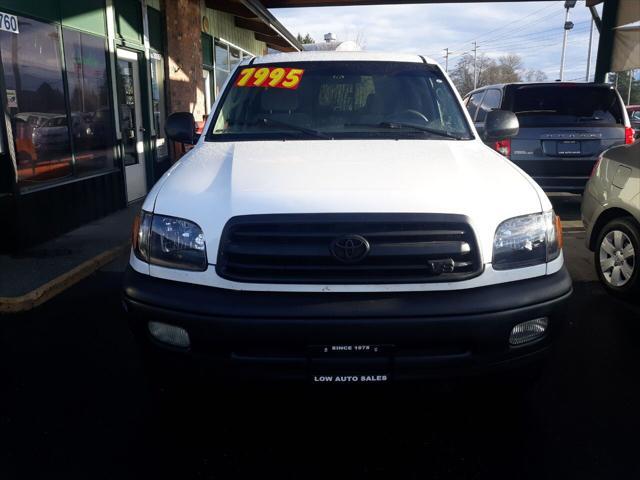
<box><xmin>1</xmin><ymin>195</ymin><xmax>639</xmax><ymax>480</ymax></box>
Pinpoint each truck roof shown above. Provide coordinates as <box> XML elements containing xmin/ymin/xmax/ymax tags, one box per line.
<box><xmin>250</xmin><ymin>50</ymin><xmax>437</xmax><ymax>66</ymax></box>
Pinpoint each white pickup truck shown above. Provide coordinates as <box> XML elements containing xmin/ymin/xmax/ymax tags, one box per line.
<box><xmin>123</xmin><ymin>51</ymin><xmax>571</xmax><ymax>385</ymax></box>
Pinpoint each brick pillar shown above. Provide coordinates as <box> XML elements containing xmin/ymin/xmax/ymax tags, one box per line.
<box><xmin>165</xmin><ymin>0</ymin><xmax>205</xmax><ymax>123</ymax></box>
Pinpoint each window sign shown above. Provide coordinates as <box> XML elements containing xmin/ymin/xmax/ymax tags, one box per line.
<box><xmin>6</xmin><ymin>89</ymin><xmax>17</xmax><ymax>108</ymax></box>
<box><xmin>236</xmin><ymin>67</ymin><xmax>304</xmax><ymax>90</ymax></box>
<box><xmin>0</xmin><ymin>12</ymin><xmax>19</xmax><ymax>34</ymax></box>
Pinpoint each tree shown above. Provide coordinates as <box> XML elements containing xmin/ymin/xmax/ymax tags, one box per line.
<box><xmin>450</xmin><ymin>53</ymin><xmax>547</xmax><ymax>96</ymax></box>
<box><xmin>296</xmin><ymin>33</ymin><xmax>315</xmax><ymax>44</ymax></box>
<box><xmin>449</xmin><ymin>53</ymin><xmax>494</xmax><ymax>95</ymax></box>
<box><xmin>523</xmin><ymin>70</ymin><xmax>548</xmax><ymax>82</ymax></box>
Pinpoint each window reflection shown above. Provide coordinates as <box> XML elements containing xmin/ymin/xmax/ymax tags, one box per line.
<box><xmin>214</xmin><ymin>41</ymin><xmax>229</xmax><ymax>99</ymax></box>
<box><xmin>150</xmin><ymin>54</ymin><xmax>168</xmax><ymax>160</ymax></box>
<box><xmin>229</xmin><ymin>48</ymin><xmax>242</xmax><ymax>72</ymax></box>
<box><xmin>116</xmin><ymin>59</ymin><xmax>139</xmax><ymax>167</ymax></box>
<box><xmin>1</xmin><ymin>17</ymin><xmax>72</xmax><ymax>188</ymax></box>
<box><xmin>63</xmin><ymin>29</ymin><xmax>116</xmax><ymax>176</ymax></box>
<box><xmin>213</xmin><ymin>41</ymin><xmax>251</xmax><ymax>100</ymax></box>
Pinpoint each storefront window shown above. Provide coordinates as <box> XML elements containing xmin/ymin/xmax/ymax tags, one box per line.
<box><xmin>214</xmin><ymin>41</ymin><xmax>229</xmax><ymax>98</ymax></box>
<box><xmin>203</xmin><ymin>69</ymin><xmax>214</xmax><ymax>115</ymax></box>
<box><xmin>1</xmin><ymin>17</ymin><xmax>72</xmax><ymax>188</ymax></box>
<box><xmin>212</xmin><ymin>40</ymin><xmax>253</xmax><ymax>100</ymax></box>
<box><xmin>230</xmin><ymin>48</ymin><xmax>242</xmax><ymax>72</ymax></box>
<box><xmin>63</xmin><ymin>29</ymin><xmax>116</xmax><ymax>177</ymax></box>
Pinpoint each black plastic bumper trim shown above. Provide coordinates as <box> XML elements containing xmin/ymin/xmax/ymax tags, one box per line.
<box><xmin>122</xmin><ymin>265</ymin><xmax>572</xmax><ymax>320</ymax></box>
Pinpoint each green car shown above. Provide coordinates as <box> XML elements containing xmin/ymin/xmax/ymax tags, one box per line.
<box><xmin>582</xmin><ymin>141</ymin><xmax>640</xmax><ymax>300</ymax></box>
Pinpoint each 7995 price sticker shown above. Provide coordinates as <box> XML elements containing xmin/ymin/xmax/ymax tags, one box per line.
<box><xmin>236</xmin><ymin>67</ymin><xmax>304</xmax><ymax>90</ymax></box>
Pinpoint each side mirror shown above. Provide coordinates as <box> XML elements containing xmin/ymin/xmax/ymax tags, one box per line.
<box><xmin>484</xmin><ymin>110</ymin><xmax>519</xmax><ymax>140</ymax></box>
<box><xmin>165</xmin><ymin>112</ymin><xmax>197</xmax><ymax>144</ymax></box>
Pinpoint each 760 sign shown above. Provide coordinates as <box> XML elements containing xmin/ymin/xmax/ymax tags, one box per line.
<box><xmin>0</xmin><ymin>12</ymin><xmax>19</xmax><ymax>34</ymax></box>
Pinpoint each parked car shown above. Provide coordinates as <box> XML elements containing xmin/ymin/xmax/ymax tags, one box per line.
<box><xmin>123</xmin><ymin>52</ymin><xmax>571</xmax><ymax>386</ymax></box>
<box><xmin>463</xmin><ymin>83</ymin><xmax>634</xmax><ymax>193</ymax></box>
<box><xmin>627</xmin><ymin>105</ymin><xmax>640</xmax><ymax>139</ymax></box>
<box><xmin>15</xmin><ymin>112</ymin><xmax>70</xmax><ymax>160</ymax></box>
<box><xmin>582</xmin><ymin>142</ymin><xmax>639</xmax><ymax>299</ymax></box>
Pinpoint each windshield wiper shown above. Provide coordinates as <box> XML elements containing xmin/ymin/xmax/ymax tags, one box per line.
<box><xmin>259</xmin><ymin>117</ymin><xmax>331</xmax><ymax>139</ymax></box>
<box><xmin>345</xmin><ymin>122</ymin><xmax>468</xmax><ymax>140</ymax></box>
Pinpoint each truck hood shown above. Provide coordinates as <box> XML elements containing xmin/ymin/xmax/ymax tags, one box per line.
<box><xmin>151</xmin><ymin>139</ymin><xmax>544</xmax><ymax>263</ymax></box>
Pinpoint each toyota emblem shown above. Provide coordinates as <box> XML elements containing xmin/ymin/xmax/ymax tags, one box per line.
<box><xmin>330</xmin><ymin>235</ymin><xmax>370</xmax><ymax>263</ymax></box>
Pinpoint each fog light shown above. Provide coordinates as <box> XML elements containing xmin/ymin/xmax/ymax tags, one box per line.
<box><xmin>509</xmin><ymin>318</ymin><xmax>548</xmax><ymax>346</ymax></box>
<box><xmin>148</xmin><ymin>321</ymin><xmax>190</xmax><ymax>348</ymax></box>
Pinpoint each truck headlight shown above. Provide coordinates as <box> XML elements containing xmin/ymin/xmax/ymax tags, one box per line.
<box><xmin>492</xmin><ymin>211</ymin><xmax>562</xmax><ymax>270</ymax></box>
<box><xmin>132</xmin><ymin>211</ymin><xmax>207</xmax><ymax>271</ymax></box>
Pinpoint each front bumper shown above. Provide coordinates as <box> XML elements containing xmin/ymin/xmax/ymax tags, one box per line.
<box><xmin>123</xmin><ymin>265</ymin><xmax>572</xmax><ymax>382</ymax></box>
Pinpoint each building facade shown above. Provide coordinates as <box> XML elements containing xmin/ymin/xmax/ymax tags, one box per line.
<box><xmin>0</xmin><ymin>0</ymin><xmax>299</xmax><ymax>251</ymax></box>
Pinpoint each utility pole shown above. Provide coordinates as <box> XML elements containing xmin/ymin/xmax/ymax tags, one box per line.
<box><xmin>472</xmin><ymin>41</ymin><xmax>478</xmax><ymax>89</ymax></box>
<box><xmin>443</xmin><ymin>48</ymin><xmax>449</xmax><ymax>73</ymax></box>
<box><xmin>559</xmin><ymin>1</ymin><xmax>577</xmax><ymax>81</ymax></box>
<box><xmin>585</xmin><ymin>18</ymin><xmax>594</xmax><ymax>82</ymax></box>
<box><xmin>628</xmin><ymin>70</ymin><xmax>634</xmax><ymax>105</ymax></box>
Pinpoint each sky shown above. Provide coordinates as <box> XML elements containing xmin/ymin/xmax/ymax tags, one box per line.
<box><xmin>270</xmin><ymin>0</ymin><xmax>602</xmax><ymax>82</ymax></box>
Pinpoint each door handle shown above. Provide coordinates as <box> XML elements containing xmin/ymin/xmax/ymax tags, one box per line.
<box><xmin>139</xmin><ymin>127</ymin><xmax>146</xmax><ymax>133</ymax></box>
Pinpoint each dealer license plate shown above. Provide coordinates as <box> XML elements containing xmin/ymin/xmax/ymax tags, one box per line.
<box><xmin>557</xmin><ymin>140</ymin><xmax>581</xmax><ymax>155</ymax></box>
<box><xmin>308</xmin><ymin>344</ymin><xmax>392</xmax><ymax>384</ymax></box>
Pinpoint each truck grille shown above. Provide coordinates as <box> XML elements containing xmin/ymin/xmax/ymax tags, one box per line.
<box><xmin>216</xmin><ymin>214</ymin><xmax>482</xmax><ymax>284</ymax></box>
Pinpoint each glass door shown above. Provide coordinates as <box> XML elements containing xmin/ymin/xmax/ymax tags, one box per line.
<box><xmin>116</xmin><ymin>48</ymin><xmax>146</xmax><ymax>202</ymax></box>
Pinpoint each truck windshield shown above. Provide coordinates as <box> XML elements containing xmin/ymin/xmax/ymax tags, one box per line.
<box><xmin>511</xmin><ymin>85</ymin><xmax>624</xmax><ymax>128</ymax></box>
<box><xmin>206</xmin><ymin>61</ymin><xmax>473</xmax><ymax>141</ymax></box>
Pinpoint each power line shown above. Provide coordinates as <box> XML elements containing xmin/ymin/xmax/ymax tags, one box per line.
<box><xmin>448</xmin><ymin>2</ymin><xmax>561</xmax><ymax>51</ymax></box>
<box><xmin>441</xmin><ymin>0</ymin><xmax>592</xmax><ymax>56</ymax></box>
<box><xmin>447</xmin><ymin>26</ymin><xmax>591</xmax><ymax>60</ymax></box>
<box><xmin>476</xmin><ymin>28</ymin><xmax>591</xmax><ymax>54</ymax></box>
<box><xmin>436</xmin><ymin>1</ymin><xmax>596</xmax><ymax>78</ymax></box>
<box><xmin>483</xmin><ymin>40</ymin><xmax>584</xmax><ymax>57</ymax></box>
<box><xmin>472</xmin><ymin>8</ymin><xmax>569</xmax><ymax>46</ymax></box>
<box><xmin>479</xmin><ymin>30</ymin><xmax>591</xmax><ymax>53</ymax></box>
<box><xmin>479</xmin><ymin>21</ymin><xmax>591</xmax><ymax>49</ymax></box>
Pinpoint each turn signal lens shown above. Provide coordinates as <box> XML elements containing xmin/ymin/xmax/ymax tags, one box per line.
<box><xmin>544</xmin><ymin>211</ymin><xmax>562</xmax><ymax>263</ymax></box>
<box><xmin>555</xmin><ymin>215</ymin><xmax>563</xmax><ymax>251</ymax></box>
<box><xmin>131</xmin><ymin>213</ymin><xmax>141</xmax><ymax>249</ymax></box>
<box><xmin>132</xmin><ymin>211</ymin><xmax>152</xmax><ymax>262</ymax></box>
